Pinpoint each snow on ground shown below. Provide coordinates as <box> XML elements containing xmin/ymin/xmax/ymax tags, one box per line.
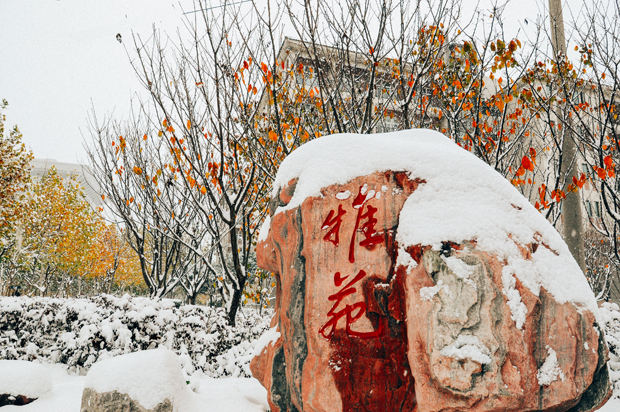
<box><xmin>1</xmin><ymin>359</ymin><xmax>619</xmax><ymax>412</ymax></box>
<box><xmin>0</xmin><ymin>362</ymin><xmax>270</xmax><ymax>412</ymax></box>
<box><xmin>0</xmin><ymin>360</ymin><xmax>52</xmax><ymax>399</ymax></box>
<box><xmin>600</xmin><ymin>398</ymin><xmax>620</xmax><ymax>412</ymax></box>
<box><xmin>0</xmin><ymin>363</ymin><xmax>84</xmax><ymax>412</ymax></box>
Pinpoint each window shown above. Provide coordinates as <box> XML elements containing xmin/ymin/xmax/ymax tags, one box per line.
<box><xmin>595</xmin><ymin>201</ymin><xmax>601</xmax><ymax>217</ymax></box>
<box><xmin>585</xmin><ymin>200</ymin><xmax>592</xmax><ymax>217</ymax></box>
<box><xmin>582</xmin><ymin>163</ymin><xmax>593</xmax><ymax>179</ymax></box>
<box><xmin>376</xmin><ymin>115</ymin><xmax>399</xmax><ymax>133</ymax></box>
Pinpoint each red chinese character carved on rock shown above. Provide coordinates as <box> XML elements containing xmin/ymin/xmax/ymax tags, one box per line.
<box><xmin>349</xmin><ymin>188</ymin><xmax>384</xmax><ymax>263</ymax></box>
<box><xmin>321</xmin><ymin>204</ymin><xmax>346</xmax><ymax>246</ymax></box>
<box><xmin>319</xmin><ymin>270</ymin><xmax>385</xmax><ymax>340</ymax></box>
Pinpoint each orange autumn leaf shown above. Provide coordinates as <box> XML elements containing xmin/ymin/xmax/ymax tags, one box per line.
<box><xmin>496</xmin><ymin>99</ymin><xmax>505</xmax><ymax>112</ymax></box>
<box><xmin>133</xmin><ymin>166</ymin><xmax>143</xmax><ymax>175</ymax></box>
<box><xmin>521</xmin><ymin>156</ymin><xmax>533</xmax><ymax>172</ymax></box>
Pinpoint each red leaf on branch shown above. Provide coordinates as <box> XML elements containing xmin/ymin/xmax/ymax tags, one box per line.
<box><xmin>521</xmin><ymin>156</ymin><xmax>533</xmax><ymax>172</ymax></box>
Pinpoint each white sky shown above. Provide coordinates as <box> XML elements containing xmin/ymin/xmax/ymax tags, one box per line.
<box><xmin>1</xmin><ymin>0</ymin><xmax>194</xmax><ymax>164</ymax></box>
<box><xmin>0</xmin><ymin>0</ymin><xmax>583</xmax><ymax>165</ymax></box>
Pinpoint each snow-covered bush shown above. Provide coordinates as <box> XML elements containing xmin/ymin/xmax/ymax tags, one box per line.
<box><xmin>601</xmin><ymin>302</ymin><xmax>620</xmax><ymax>398</ymax></box>
<box><xmin>0</xmin><ymin>295</ymin><xmax>271</xmax><ymax>378</ymax></box>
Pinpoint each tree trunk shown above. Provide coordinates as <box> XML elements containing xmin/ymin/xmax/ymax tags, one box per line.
<box><xmin>549</xmin><ymin>0</ymin><xmax>586</xmax><ymax>272</ymax></box>
<box><xmin>227</xmin><ymin>287</ymin><xmax>243</xmax><ymax>326</ymax></box>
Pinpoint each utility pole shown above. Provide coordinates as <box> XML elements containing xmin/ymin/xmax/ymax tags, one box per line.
<box><xmin>548</xmin><ymin>0</ymin><xmax>586</xmax><ymax>272</ymax></box>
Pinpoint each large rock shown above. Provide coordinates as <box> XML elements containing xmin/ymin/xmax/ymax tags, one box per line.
<box><xmin>250</xmin><ymin>131</ymin><xmax>612</xmax><ymax>412</ymax></box>
<box><xmin>81</xmin><ymin>349</ymin><xmax>190</xmax><ymax>412</ymax></box>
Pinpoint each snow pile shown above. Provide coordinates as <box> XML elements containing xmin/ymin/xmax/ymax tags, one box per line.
<box><xmin>252</xmin><ymin>326</ymin><xmax>280</xmax><ymax>356</ymax></box>
<box><xmin>439</xmin><ymin>335</ymin><xmax>492</xmax><ymax>365</ymax></box>
<box><xmin>272</xmin><ymin>130</ymin><xmax>598</xmax><ymax>325</ymax></box>
<box><xmin>396</xmin><ymin>246</ymin><xmax>418</xmax><ymax>273</ymax></box>
<box><xmin>258</xmin><ymin>216</ymin><xmax>271</xmax><ymax>243</ymax></box>
<box><xmin>85</xmin><ymin>348</ymin><xmax>190</xmax><ymax>410</ymax></box>
<box><xmin>501</xmin><ymin>272</ymin><xmax>528</xmax><ymax>330</ymax></box>
<box><xmin>0</xmin><ymin>295</ymin><xmax>271</xmax><ymax>378</ymax></box>
<box><xmin>0</xmin><ymin>360</ymin><xmax>52</xmax><ymax>398</ymax></box>
<box><xmin>537</xmin><ymin>346</ymin><xmax>565</xmax><ymax>386</ymax></box>
<box><xmin>600</xmin><ymin>302</ymin><xmax>620</xmax><ymax>398</ymax></box>
<box><xmin>420</xmin><ymin>280</ymin><xmax>449</xmax><ymax>302</ymax></box>
<box><xmin>442</xmin><ymin>256</ymin><xmax>475</xmax><ymax>284</ymax></box>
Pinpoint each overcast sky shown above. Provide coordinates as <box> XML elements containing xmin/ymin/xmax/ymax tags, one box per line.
<box><xmin>1</xmin><ymin>0</ymin><xmax>582</xmax><ymax>165</ymax></box>
<box><xmin>0</xmin><ymin>0</ymin><xmax>195</xmax><ymax>164</ymax></box>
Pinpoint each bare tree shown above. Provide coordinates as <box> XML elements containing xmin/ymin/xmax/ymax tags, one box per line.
<box><xmin>89</xmin><ymin>3</ymin><xmax>276</xmax><ymax>323</ymax></box>
<box><xmin>87</xmin><ymin>112</ymin><xmax>196</xmax><ymax>299</ymax></box>
<box><xmin>87</xmin><ymin>0</ymin><xmax>619</xmax><ymax>319</ymax></box>
<box><xmin>562</xmin><ymin>0</ymin><xmax>620</xmax><ymax>297</ymax></box>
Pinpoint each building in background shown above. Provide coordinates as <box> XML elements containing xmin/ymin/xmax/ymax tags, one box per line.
<box><xmin>30</xmin><ymin>158</ymin><xmax>103</xmax><ymax>210</ymax></box>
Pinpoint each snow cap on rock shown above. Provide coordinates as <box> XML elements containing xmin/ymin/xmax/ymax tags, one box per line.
<box><xmin>84</xmin><ymin>348</ymin><xmax>189</xmax><ymax>410</ymax></box>
<box><xmin>0</xmin><ymin>360</ymin><xmax>53</xmax><ymax>399</ymax></box>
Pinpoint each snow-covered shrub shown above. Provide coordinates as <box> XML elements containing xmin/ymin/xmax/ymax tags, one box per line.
<box><xmin>0</xmin><ymin>295</ymin><xmax>271</xmax><ymax>378</ymax></box>
<box><xmin>601</xmin><ymin>302</ymin><xmax>620</xmax><ymax>398</ymax></box>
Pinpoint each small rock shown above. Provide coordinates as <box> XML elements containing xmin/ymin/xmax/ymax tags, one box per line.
<box><xmin>81</xmin><ymin>388</ymin><xmax>172</xmax><ymax>412</ymax></box>
<box><xmin>80</xmin><ymin>349</ymin><xmax>190</xmax><ymax>412</ymax></box>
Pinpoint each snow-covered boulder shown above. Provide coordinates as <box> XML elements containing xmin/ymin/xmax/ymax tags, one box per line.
<box><xmin>81</xmin><ymin>348</ymin><xmax>191</xmax><ymax>412</ymax></box>
<box><xmin>252</xmin><ymin>130</ymin><xmax>611</xmax><ymax>412</ymax></box>
<box><xmin>0</xmin><ymin>360</ymin><xmax>52</xmax><ymax>406</ymax></box>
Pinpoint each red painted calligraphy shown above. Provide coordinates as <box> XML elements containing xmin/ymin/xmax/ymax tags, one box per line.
<box><xmin>348</xmin><ymin>188</ymin><xmax>384</xmax><ymax>263</ymax></box>
<box><xmin>320</xmin><ymin>185</ymin><xmax>386</xmax><ymax>340</ymax></box>
<box><xmin>319</xmin><ymin>270</ymin><xmax>385</xmax><ymax>340</ymax></box>
<box><xmin>321</xmin><ymin>204</ymin><xmax>346</xmax><ymax>246</ymax></box>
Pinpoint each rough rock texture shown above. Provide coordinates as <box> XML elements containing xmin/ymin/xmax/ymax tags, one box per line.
<box><xmin>251</xmin><ymin>171</ymin><xmax>611</xmax><ymax>412</ymax></box>
<box><xmin>403</xmin><ymin>244</ymin><xmax>608</xmax><ymax>412</ymax></box>
<box><xmin>80</xmin><ymin>388</ymin><xmax>173</xmax><ymax>412</ymax></box>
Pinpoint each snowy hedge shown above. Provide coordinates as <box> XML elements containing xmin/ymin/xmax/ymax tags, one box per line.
<box><xmin>601</xmin><ymin>302</ymin><xmax>620</xmax><ymax>398</ymax></box>
<box><xmin>0</xmin><ymin>295</ymin><xmax>271</xmax><ymax>378</ymax></box>
<box><xmin>2</xmin><ymin>294</ymin><xmax>620</xmax><ymax>394</ymax></box>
